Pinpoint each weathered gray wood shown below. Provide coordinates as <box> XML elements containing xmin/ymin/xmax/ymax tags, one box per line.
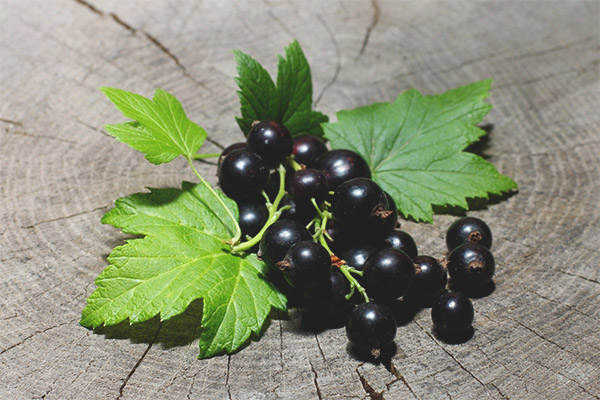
<box><xmin>1</xmin><ymin>0</ymin><xmax>599</xmax><ymax>399</ymax></box>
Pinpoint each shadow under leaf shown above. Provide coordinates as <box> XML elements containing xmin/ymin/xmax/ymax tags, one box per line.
<box><xmin>94</xmin><ymin>299</ymin><xmax>204</xmax><ymax>349</ymax></box>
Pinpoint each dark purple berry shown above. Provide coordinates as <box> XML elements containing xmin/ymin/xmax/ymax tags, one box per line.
<box><xmin>218</xmin><ymin>149</ymin><xmax>269</xmax><ymax>200</ymax></box>
<box><xmin>315</xmin><ymin>149</ymin><xmax>371</xmax><ymax>189</ymax></box>
<box><xmin>304</xmin><ymin>268</ymin><xmax>352</xmax><ymax>316</ymax></box>
<box><xmin>331</xmin><ymin>178</ymin><xmax>394</xmax><ymax>234</ymax></box>
<box><xmin>277</xmin><ymin>241</ymin><xmax>331</xmax><ymax>289</ymax></box>
<box><xmin>364</xmin><ymin>248</ymin><xmax>415</xmax><ymax>302</ymax></box>
<box><xmin>346</xmin><ymin>303</ymin><xmax>397</xmax><ymax>358</ymax></box>
<box><xmin>447</xmin><ymin>243</ymin><xmax>495</xmax><ymax>289</ymax></box>
<box><xmin>289</xmin><ymin>168</ymin><xmax>329</xmax><ymax>203</ymax></box>
<box><xmin>247</xmin><ymin>121</ymin><xmax>293</xmax><ymax>167</ymax></box>
<box><xmin>341</xmin><ymin>245</ymin><xmax>377</xmax><ymax>272</ymax></box>
<box><xmin>431</xmin><ymin>292</ymin><xmax>474</xmax><ymax>334</ymax></box>
<box><xmin>218</xmin><ymin>142</ymin><xmax>247</xmax><ymax>171</ymax></box>
<box><xmin>446</xmin><ymin>217</ymin><xmax>492</xmax><ymax>251</ymax></box>
<box><xmin>292</xmin><ymin>135</ymin><xmax>327</xmax><ymax>167</ymax></box>
<box><xmin>279</xmin><ymin>196</ymin><xmax>317</xmax><ymax>224</ymax></box>
<box><xmin>382</xmin><ymin>230</ymin><xmax>418</xmax><ymax>260</ymax></box>
<box><xmin>238</xmin><ymin>202</ymin><xmax>268</xmax><ymax>239</ymax></box>
<box><xmin>405</xmin><ymin>256</ymin><xmax>447</xmax><ymax>300</ymax></box>
<box><xmin>259</xmin><ymin>220</ymin><xmax>312</xmax><ymax>268</ymax></box>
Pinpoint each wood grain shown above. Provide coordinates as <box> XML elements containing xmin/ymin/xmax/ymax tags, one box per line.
<box><xmin>1</xmin><ymin>0</ymin><xmax>598</xmax><ymax>399</ymax></box>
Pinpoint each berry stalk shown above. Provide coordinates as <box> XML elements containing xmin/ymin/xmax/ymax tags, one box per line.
<box><xmin>310</xmin><ymin>198</ymin><xmax>370</xmax><ymax>303</ymax></box>
<box><xmin>232</xmin><ymin>164</ymin><xmax>289</xmax><ymax>253</ymax></box>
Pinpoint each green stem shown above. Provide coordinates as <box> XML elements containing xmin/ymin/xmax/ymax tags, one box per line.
<box><xmin>339</xmin><ymin>265</ymin><xmax>369</xmax><ymax>302</ymax></box>
<box><xmin>192</xmin><ymin>152</ymin><xmax>221</xmax><ymax>159</ymax></box>
<box><xmin>288</xmin><ymin>156</ymin><xmax>303</xmax><ymax>171</ymax></box>
<box><xmin>313</xmin><ymin>201</ymin><xmax>370</xmax><ymax>303</ymax></box>
<box><xmin>232</xmin><ymin>164</ymin><xmax>287</xmax><ymax>253</ymax></box>
<box><xmin>186</xmin><ymin>158</ymin><xmax>241</xmax><ymax>242</ymax></box>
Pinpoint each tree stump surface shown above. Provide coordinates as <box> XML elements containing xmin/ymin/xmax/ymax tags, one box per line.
<box><xmin>1</xmin><ymin>1</ymin><xmax>599</xmax><ymax>399</ymax></box>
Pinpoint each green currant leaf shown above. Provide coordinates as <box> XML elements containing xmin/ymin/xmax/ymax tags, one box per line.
<box><xmin>324</xmin><ymin>80</ymin><xmax>517</xmax><ymax>222</ymax></box>
<box><xmin>234</xmin><ymin>40</ymin><xmax>328</xmax><ymax>137</ymax></box>
<box><xmin>101</xmin><ymin>88</ymin><xmax>207</xmax><ymax>164</ymax></box>
<box><xmin>80</xmin><ymin>182</ymin><xmax>287</xmax><ymax>358</ymax></box>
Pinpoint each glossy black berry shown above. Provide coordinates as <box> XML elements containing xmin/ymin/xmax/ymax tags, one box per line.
<box><xmin>277</xmin><ymin>241</ymin><xmax>331</xmax><ymax>289</ymax></box>
<box><xmin>315</xmin><ymin>149</ymin><xmax>371</xmax><ymax>189</ymax></box>
<box><xmin>341</xmin><ymin>245</ymin><xmax>377</xmax><ymax>272</ymax></box>
<box><xmin>246</xmin><ymin>121</ymin><xmax>293</xmax><ymax>167</ymax></box>
<box><xmin>331</xmin><ymin>178</ymin><xmax>394</xmax><ymax>234</ymax></box>
<box><xmin>304</xmin><ymin>267</ymin><xmax>352</xmax><ymax>315</ymax></box>
<box><xmin>346</xmin><ymin>302</ymin><xmax>397</xmax><ymax>358</ymax></box>
<box><xmin>259</xmin><ymin>220</ymin><xmax>312</xmax><ymax>267</ymax></box>
<box><xmin>446</xmin><ymin>217</ymin><xmax>492</xmax><ymax>251</ymax></box>
<box><xmin>218</xmin><ymin>149</ymin><xmax>269</xmax><ymax>200</ymax></box>
<box><xmin>289</xmin><ymin>168</ymin><xmax>329</xmax><ymax>203</ymax></box>
<box><xmin>292</xmin><ymin>135</ymin><xmax>327</xmax><ymax>167</ymax></box>
<box><xmin>431</xmin><ymin>292</ymin><xmax>474</xmax><ymax>334</ymax></box>
<box><xmin>238</xmin><ymin>202</ymin><xmax>268</xmax><ymax>239</ymax></box>
<box><xmin>279</xmin><ymin>196</ymin><xmax>316</xmax><ymax>224</ymax></box>
<box><xmin>447</xmin><ymin>243</ymin><xmax>495</xmax><ymax>289</ymax></box>
<box><xmin>364</xmin><ymin>248</ymin><xmax>415</xmax><ymax>302</ymax></box>
<box><xmin>382</xmin><ymin>230</ymin><xmax>418</xmax><ymax>260</ymax></box>
<box><xmin>218</xmin><ymin>142</ymin><xmax>247</xmax><ymax>171</ymax></box>
<box><xmin>405</xmin><ymin>256</ymin><xmax>447</xmax><ymax>300</ymax></box>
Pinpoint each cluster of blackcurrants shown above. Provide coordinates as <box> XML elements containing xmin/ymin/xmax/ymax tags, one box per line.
<box><xmin>217</xmin><ymin>121</ymin><xmax>497</xmax><ymax>359</ymax></box>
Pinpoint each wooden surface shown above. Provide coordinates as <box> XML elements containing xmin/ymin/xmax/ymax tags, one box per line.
<box><xmin>1</xmin><ymin>0</ymin><xmax>599</xmax><ymax>399</ymax></box>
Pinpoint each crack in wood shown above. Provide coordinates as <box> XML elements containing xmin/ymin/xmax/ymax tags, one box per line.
<box><xmin>70</xmin><ymin>0</ymin><xmax>209</xmax><ymax>91</ymax></box>
<box><xmin>559</xmin><ymin>270</ymin><xmax>600</xmax><ymax>286</ymax></box>
<box><xmin>356</xmin><ymin>366</ymin><xmax>384</xmax><ymax>400</ymax></box>
<box><xmin>225</xmin><ymin>355</ymin><xmax>233</xmax><ymax>400</ymax></box>
<box><xmin>487</xmin><ymin>382</ymin><xmax>510</xmax><ymax>400</ymax></box>
<box><xmin>314</xmin><ymin>16</ymin><xmax>341</xmax><ymax>107</ymax></box>
<box><xmin>3</xmin><ymin>128</ymin><xmax>78</xmax><ymax>144</ymax></box>
<box><xmin>116</xmin><ymin>324</ymin><xmax>161</xmax><ymax>400</ymax></box>
<box><xmin>414</xmin><ymin>321</ymin><xmax>491</xmax><ymax>394</ymax></box>
<box><xmin>355</xmin><ymin>0</ymin><xmax>380</xmax><ymax>60</ymax></box>
<box><xmin>526</xmin><ymin>287</ymin><xmax>598</xmax><ymax>321</ymax></box>
<box><xmin>0</xmin><ymin>318</ymin><xmax>76</xmax><ymax>355</ymax></box>
<box><xmin>309</xmin><ymin>359</ymin><xmax>324</xmax><ymax>400</ymax></box>
<box><xmin>314</xmin><ymin>334</ymin><xmax>327</xmax><ymax>363</ymax></box>
<box><xmin>20</xmin><ymin>205</ymin><xmax>110</xmax><ymax>229</ymax></box>
<box><xmin>0</xmin><ymin>117</ymin><xmax>24</xmax><ymax>126</ymax></box>
<box><xmin>385</xmin><ymin>360</ymin><xmax>419</xmax><ymax>399</ymax></box>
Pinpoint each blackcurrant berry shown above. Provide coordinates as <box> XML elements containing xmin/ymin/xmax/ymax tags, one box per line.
<box><xmin>238</xmin><ymin>202</ymin><xmax>268</xmax><ymax>239</ymax></box>
<box><xmin>277</xmin><ymin>241</ymin><xmax>331</xmax><ymax>289</ymax></box>
<box><xmin>381</xmin><ymin>230</ymin><xmax>418</xmax><ymax>260</ymax></box>
<box><xmin>289</xmin><ymin>168</ymin><xmax>329</xmax><ymax>203</ymax></box>
<box><xmin>431</xmin><ymin>292</ymin><xmax>474</xmax><ymax>334</ymax></box>
<box><xmin>292</xmin><ymin>135</ymin><xmax>328</xmax><ymax>167</ymax></box>
<box><xmin>346</xmin><ymin>302</ymin><xmax>397</xmax><ymax>358</ymax></box>
<box><xmin>315</xmin><ymin>149</ymin><xmax>371</xmax><ymax>189</ymax></box>
<box><xmin>218</xmin><ymin>142</ymin><xmax>247</xmax><ymax>171</ymax></box>
<box><xmin>341</xmin><ymin>245</ymin><xmax>377</xmax><ymax>272</ymax></box>
<box><xmin>259</xmin><ymin>220</ymin><xmax>312</xmax><ymax>267</ymax></box>
<box><xmin>304</xmin><ymin>267</ymin><xmax>352</xmax><ymax>315</ymax></box>
<box><xmin>331</xmin><ymin>178</ymin><xmax>394</xmax><ymax>234</ymax></box>
<box><xmin>447</xmin><ymin>243</ymin><xmax>495</xmax><ymax>289</ymax></box>
<box><xmin>363</xmin><ymin>248</ymin><xmax>415</xmax><ymax>302</ymax></box>
<box><xmin>246</xmin><ymin>121</ymin><xmax>293</xmax><ymax>167</ymax></box>
<box><xmin>405</xmin><ymin>256</ymin><xmax>447</xmax><ymax>301</ymax></box>
<box><xmin>446</xmin><ymin>217</ymin><xmax>492</xmax><ymax>251</ymax></box>
<box><xmin>279</xmin><ymin>196</ymin><xmax>317</xmax><ymax>224</ymax></box>
<box><xmin>218</xmin><ymin>149</ymin><xmax>269</xmax><ymax>200</ymax></box>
